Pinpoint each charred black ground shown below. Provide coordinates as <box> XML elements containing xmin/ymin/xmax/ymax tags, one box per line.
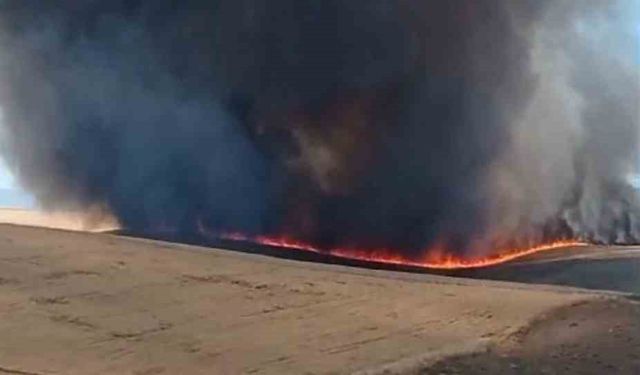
<box><xmin>0</xmin><ymin>1</ymin><xmax>638</xmax><ymax>258</ymax></box>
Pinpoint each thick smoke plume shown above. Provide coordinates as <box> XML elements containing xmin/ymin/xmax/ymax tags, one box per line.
<box><xmin>0</xmin><ymin>1</ymin><xmax>638</xmax><ymax>258</ymax></box>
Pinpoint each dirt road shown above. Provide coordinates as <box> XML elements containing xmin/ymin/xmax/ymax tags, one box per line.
<box><xmin>425</xmin><ymin>298</ymin><xmax>640</xmax><ymax>374</ymax></box>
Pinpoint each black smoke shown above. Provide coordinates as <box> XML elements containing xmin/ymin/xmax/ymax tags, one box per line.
<box><xmin>0</xmin><ymin>1</ymin><xmax>638</xmax><ymax>258</ymax></box>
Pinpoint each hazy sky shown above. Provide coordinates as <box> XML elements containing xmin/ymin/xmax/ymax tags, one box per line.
<box><xmin>0</xmin><ymin>159</ymin><xmax>14</xmax><ymax>189</ymax></box>
<box><xmin>0</xmin><ymin>120</ymin><xmax>14</xmax><ymax>190</ymax></box>
<box><xmin>0</xmin><ymin>135</ymin><xmax>34</xmax><ymax>208</ymax></box>
<box><xmin>0</xmin><ymin>111</ymin><xmax>16</xmax><ymax>190</ymax></box>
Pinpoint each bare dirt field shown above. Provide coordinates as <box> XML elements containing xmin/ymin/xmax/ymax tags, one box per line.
<box><xmin>0</xmin><ymin>212</ymin><xmax>638</xmax><ymax>374</ymax></box>
<box><xmin>425</xmin><ymin>298</ymin><xmax>640</xmax><ymax>374</ymax></box>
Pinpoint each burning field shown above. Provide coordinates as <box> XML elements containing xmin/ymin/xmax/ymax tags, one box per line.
<box><xmin>0</xmin><ymin>1</ymin><xmax>638</xmax><ymax>268</ymax></box>
<box><xmin>0</xmin><ymin>1</ymin><xmax>638</xmax><ymax>373</ymax></box>
<box><xmin>218</xmin><ymin>233</ymin><xmax>588</xmax><ymax>270</ymax></box>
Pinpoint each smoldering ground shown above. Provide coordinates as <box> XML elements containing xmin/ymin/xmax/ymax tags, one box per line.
<box><xmin>0</xmin><ymin>1</ymin><xmax>637</xmax><ymax>258</ymax></box>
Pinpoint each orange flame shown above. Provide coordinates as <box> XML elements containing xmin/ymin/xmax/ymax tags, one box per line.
<box><xmin>220</xmin><ymin>232</ymin><xmax>587</xmax><ymax>270</ymax></box>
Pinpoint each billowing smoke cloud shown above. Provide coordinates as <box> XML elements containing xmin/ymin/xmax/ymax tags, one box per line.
<box><xmin>0</xmin><ymin>1</ymin><xmax>637</xmax><ymax>258</ymax></box>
